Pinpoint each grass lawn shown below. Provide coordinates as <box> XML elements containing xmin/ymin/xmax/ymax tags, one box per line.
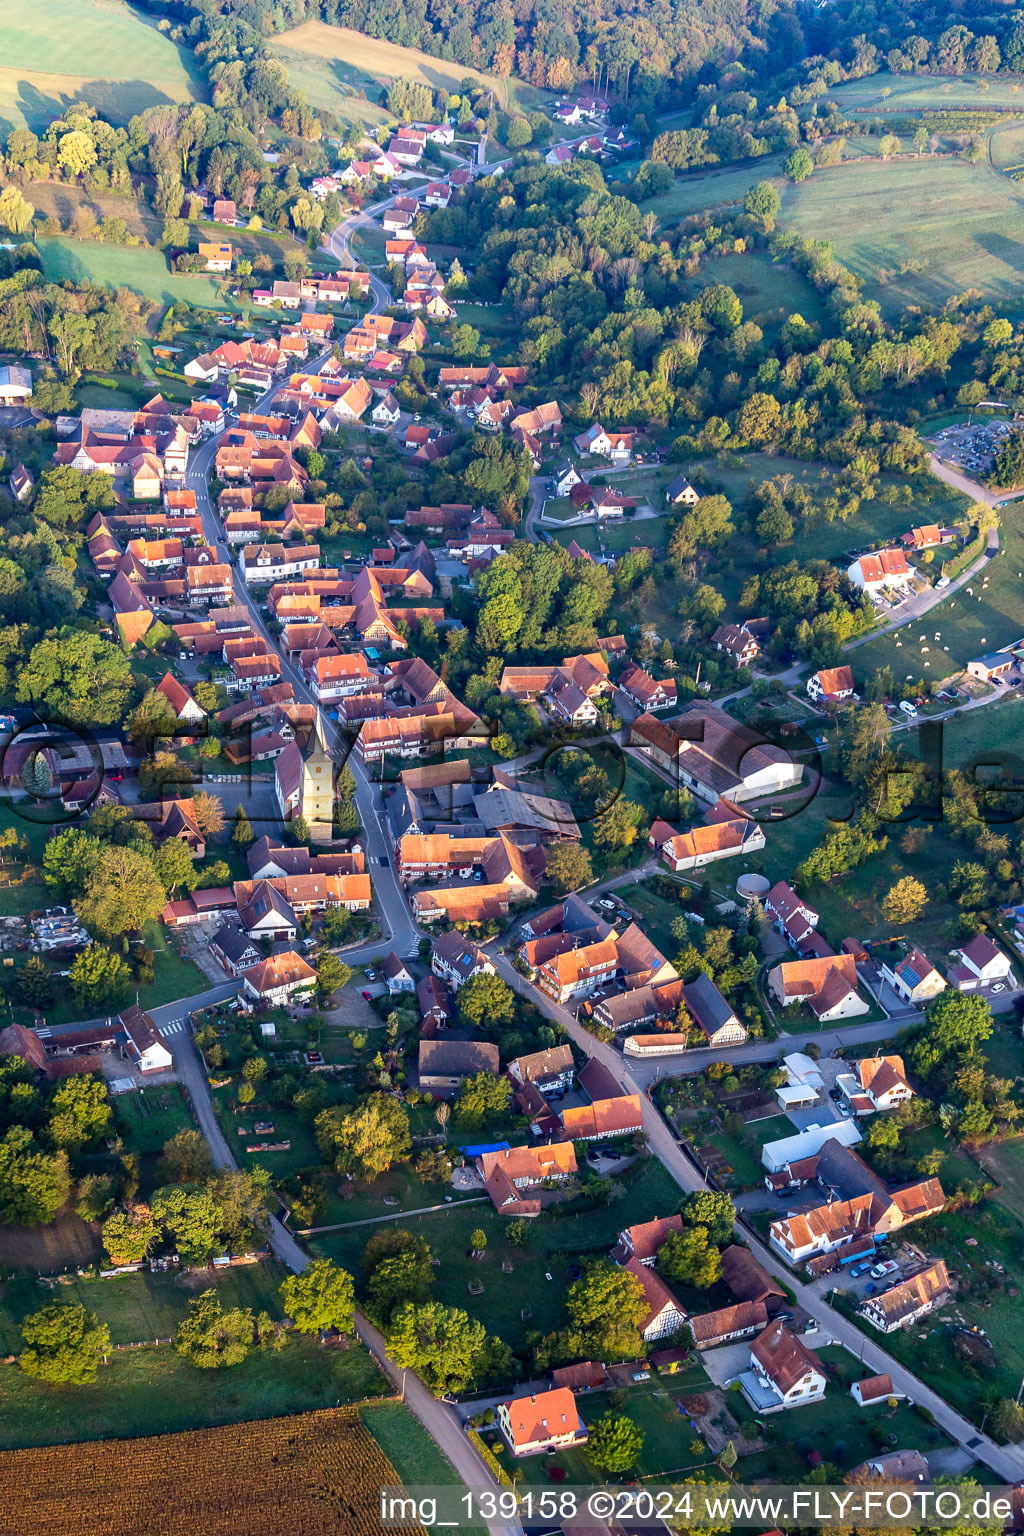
<box><xmin>703</xmin><ymin>1132</ymin><xmax>763</xmax><ymax>1189</ymax></box>
<box><xmin>779</xmin><ymin>155</ymin><xmax>1024</xmax><ymax>316</ymax></box>
<box><xmin>268</xmin><ymin>21</ymin><xmax>546</xmax><ymax>124</ymax></box>
<box><xmin>0</xmin><ymin>1331</ymin><xmax>387</xmax><ymax>1450</ymax></box>
<box><xmin>831</xmin><ymin>1199</ymin><xmax>1024</xmax><ymax>1425</ymax></box>
<box><xmin>0</xmin><ymin>1260</ymin><xmax>292</xmax><ymax>1355</ymax></box>
<box><xmin>735</xmin><ymin>1346</ymin><xmax>950</xmax><ymax>1479</ymax></box>
<box><xmin>38</xmin><ymin>237</ymin><xmax>239</xmax><ymax>310</ymax></box>
<box><xmin>312</xmin><ymin>1158</ymin><xmax>683</xmax><ymax>1348</ymax></box>
<box><xmin>826</xmin><ymin>71</ymin><xmax>1024</xmax><ymax>112</ymax></box>
<box><xmin>851</xmin><ymin>509</ymin><xmax>1024</xmax><ymax>678</ymax></box>
<box><xmin>0</xmin><ymin>0</ymin><xmax>203</xmax><ymax>133</ymax></box>
<box><xmin>689</xmin><ymin>251</ymin><xmax>827</xmax><ymax>334</ymax></box>
<box><xmin>113</xmin><ymin>1082</ymin><xmax>193</xmax><ymax>1158</ymax></box>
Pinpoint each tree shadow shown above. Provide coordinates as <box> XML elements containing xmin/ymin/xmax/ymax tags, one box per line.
<box><xmin>15</xmin><ymin>77</ymin><xmax>182</xmax><ymax>131</ymax></box>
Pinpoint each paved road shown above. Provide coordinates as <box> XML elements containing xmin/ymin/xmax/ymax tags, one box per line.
<box><xmin>487</xmin><ymin>950</ymin><xmax>1024</xmax><ymax>1482</ymax></box>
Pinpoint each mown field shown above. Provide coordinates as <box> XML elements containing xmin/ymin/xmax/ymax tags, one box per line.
<box><xmin>779</xmin><ymin>156</ymin><xmax>1024</xmax><ymax>315</ymax></box>
<box><xmin>269</xmin><ymin>22</ymin><xmax>543</xmax><ymax>125</ymax></box>
<box><xmin>825</xmin><ymin>70</ymin><xmax>1024</xmax><ymax>112</ymax></box>
<box><xmin>1</xmin><ymin>1405</ymin><xmax>415</xmax><ymax>1533</ymax></box>
<box><xmin>0</xmin><ymin>0</ymin><xmax>203</xmax><ymax>134</ymax></box>
<box><xmin>37</xmin><ymin>237</ymin><xmax>239</xmax><ymax>310</ymax></box>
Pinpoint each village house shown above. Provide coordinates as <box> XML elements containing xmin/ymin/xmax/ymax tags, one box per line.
<box><xmin>878</xmin><ymin>948</ymin><xmax>947</xmax><ymax>1006</ymax></box>
<box><xmin>430</xmin><ymin>932</ymin><xmax>495</xmax><ymax>991</ymax></box>
<box><xmin>209</xmin><ymin>923</ymin><xmax>264</xmax><ymax>978</ymax></box>
<box><xmin>740</xmin><ymin>1322</ymin><xmax>827</xmax><ymax>1412</ymax></box>
<box><xmin>689</xmin><ymin>1301</ymin><xmax>768</xmax><ymax>1351</ymax></box>
<box><xmin>497</xmin><ymin>1388</ymin><xmax>587</xmax><ymax>1458</ymax></box>
<box><xmin>711</xmin><ymin>623</ymin><xmax>761</xmax><ymax>669</ymax></box>
<box><xmin>0</xmin><ymin>364</ymin><xmax>32</xmax><ymax>406</ymax></box>
<box><xmin>860</xmin><ymin>1262</ymin><xmax>952</xmax><ymax>1332</ymax></box>
<box><xmin>764</xmin><ymin>882</ymin><xmax>822</xmax><ymax>953</ymax></box>
<box><xmin>618</xmin><ymin>662</ymin><xmax>677</xmax><ymax>712</ymax></box>
<box><xmin>807</xmin><ymin>665</ymin><xmax>856</xmax><ymax>704</ymax></box>
<box><xmin>560</xmin><ymin>1093</ymin><xmax>644</xmax><ymax>1142</ymax></box>
<box><xmin>381</xmin><ymin>952</ymin><xmax>415</xmax><ymax>994</ymax></box>
<box><xmin>624</xmin><ymin>1257</ymin><xmax>688</xmax><ymax>1341</ymax></box>
<box><xmin>417</xmin><ymin>1038</ymin><xmax>500</xmax><ymax>1096</ymax></box>
<box><xmin>947</xmin><ymin>933</ymin><xmax>1013</xmax><ymax>992</ymax></box>
<box><xmin>155</xmin><ymin>671</ymin><xmax>205</xmax><ymax>727</ymax></box>
<box><xmin>198</xmin><ymin>241</ymin><xmax>234</xmax><ymax>272</ymax></box>
<box><xmin>630</xmin><ymin>702</ymin><xmax>802</xmax><ymax>803</ymax></box>
<box><xmin>241</xmin><ymin>950</ymin><xmax>317</xmax><ymax>1007</ymax></box>
<box><xmin>119</xmin><ymin>1005</ymin><xmax>174</xmax><ymax>1074</ymax></box>
<box><xmin>477</xmin><ymin>1142</ymin><xmax>577</xmax><ymax>1217</ymax></box>
<box><xmin>507</xmin><ymin>1044</ymin><xmax>575</xmax><ymax>1097</ymax></box>
<box><xmin>611</xmin><ymin>1215</ymin><xmax>683</xmax><ymax>1267</ymax></box>
<box><xmin>573</xmin><ymin>423</ymin><xmax>633</xmax><ymax>463</ymax></box>
<box><xmin>836</xmin><ymin>1054</ymin><xmax>915</xmax><ymax>1113</ymax></box>
<box><xmin>768</xmin><ymin>953</ymin><xmax>868</xmax><ymax>1021</ymax></box>
<box><xmin>654</xmin><ymin>813</ymin><xmax>765</xmax><ymax>873</ymax></box>
<box><xmin>665</xmin><ymin>472</ymin><xmax>699</xmax><ymax>506</ymax></box>
<box><xmin>847</xmin><ymin>548</ymin><xmax>914</xmax><ymax>601</ymax></box>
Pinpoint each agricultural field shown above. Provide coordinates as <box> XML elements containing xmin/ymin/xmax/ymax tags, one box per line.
<box><xmin>0</xmin><ymin>0</ymin><xmax>203</xmax><ymax>135</ymax></box>
<box><xmin>269</xmin><ymin>22</ymin><xmax>543</xmax><ymax>126</ymax></box>
<box><xmin>689</xmin><ymin>251</ymin><xmax>827</xmax><ymax>334</ymax></box>
<box><xmin>1</xmin><ymin>1405</ymin><xmax>413</xmax><ymax>1532</ymax></box>
<box><xmin>779</xmin><ymin>156</ymin><xmax>1024</xmax><ymax>316</ymax></box>
<box><xmin>37</xmin><ymin>238</ymin><xmax>240</xmax><ymax>311</ymax></box>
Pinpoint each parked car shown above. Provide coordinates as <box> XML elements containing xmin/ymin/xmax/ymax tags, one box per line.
<box><xmin>849</xmin><ymin>1261</ymin><xmax>874</xmax><ymax>1277</ymax></box>
<box><xmin>870</xmin><ymin>1260</ymin><xmax>899</xmax><ymax>1280</ymax></box>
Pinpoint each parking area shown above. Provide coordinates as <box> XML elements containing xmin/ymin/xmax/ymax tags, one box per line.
<box><xmin>932</xmin><ymin>419</ymin><xmax>1014</xmax><ymax>475</ymax></box>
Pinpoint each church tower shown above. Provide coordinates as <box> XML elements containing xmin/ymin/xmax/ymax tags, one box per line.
<box><xmin>299</xmin><ymin>710</ymin><xmax>335</xmax><ymax>843</ymax></box>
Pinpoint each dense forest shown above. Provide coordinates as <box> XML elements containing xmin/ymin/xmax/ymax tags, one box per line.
<box><xmin>141</xmin><ymin>0</ymin><xmax>1024</xmax><ymax>105</ymax></box>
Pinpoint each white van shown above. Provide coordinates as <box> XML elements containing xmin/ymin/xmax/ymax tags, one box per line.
<box><xmin>899</xmin><ymin>701</ymin><xmax>918</xmax><ymax>718</ymax></box>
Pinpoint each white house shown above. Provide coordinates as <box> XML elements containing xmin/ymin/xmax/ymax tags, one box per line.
<box><xmin>807</xmin><ymin>665</ymin><xmax>855</xmax><ymax>704</ymax></box>
<box><xmin>847</xmin><ymin>548</ymin><xmax>914</xmax><ymax>600</ymax></box>
<box><xmin>740</xmin><ymin>1322</ymin><xmax>827</xmax><ymax>1412</ymax></box>
<box><xmin>947</xmin><ymin>933</ymin><xmax>1013</xmax><ymax>992</ymax></box>
<box><xmin>372</xmin><ymin>391</ymin><xmax>401</xmax><ymax>427</ymax></box>
<box><xmin>878</xmin><ymin>948</ymin><xmax>946</xmax><ymax>1006</ymax></box>
<box><xmin>497</xmin><ymin>1388</ymin><xmax>587</xmax><ymax>1457</ymax></box>
<box><xmin>241</xmin><ymin>950</ymin><xmax>317</xmax><ymax>1006</ymax></box>
<box><xmin>119</xmin><ymin>1005</ymin><xmax>173</xmax><ymax>1074</ymax></box>
<box><xmin>381</xmin><ymin>952</ymin><xmax>415</xmax><ymax>993</ymax></box>
<box><xmin>623</xmin><ymin>1257</ymin><xmax>688</xmax><ymax>1341</ymax></box>
<box><xmin>851</xmin><ymin>1373</ymin><xmax>903</xmax><ymax>1408</ymax></box>
<box><xmin>836</xmin><ymin>1055</ymin><xmax>915</xmax><ymax>1113</ymax></box>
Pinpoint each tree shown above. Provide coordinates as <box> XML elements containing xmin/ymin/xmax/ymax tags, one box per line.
<box><xmin>756</xmin><ymin>503</ymin><xmax>794</xmax><ymax>544</ymax></box>
<box><xmin>280</xmin><ymin>1258</ymin><xmax>355</xmax><ymax>1335</ymax></box>
<box><xmin>368</xmin><ymin>1245</ymin><xmax>434</xmax><ymax>1320</ymax></box>
<box><xmin>231</xmin><ymin>808</ymin><xmax>254</xmax><ymax>848</ymax></box>
<box><xmin>191</xmin><ymin>792</ymin><xmax>226</xmax><ymax>839</ymax></box>
<box><xmin>386</xmin><ymin>1301</ymin><xmax>495</xmax><ymax>1395</ymax></box>
<box><xmin>743</xmin><ymin>180</ymin><xmax>781</xmax><ymax>227</ymax></box>
<box><xmin>126</xmin><ymin>689</ymin><xmax>179</xmax><ymax>747</ymax></box>
<box><xmin>315</xmin><ymin>1095</ymin><xmax>411</xmax><ymax>1178</ymax></box>
<box><xmin>659</xmin><ymin>1225</ymin><xmax>721</xmax><ymax>1289</ymax></box>
<box><xmin>991</xmin><ymin>1398</ymin><xmax>1024</xmax><ymax>1443</ymax></box>
<box><xmin>76</xmin><ymin>1173</ymin><xmax>115</xmax><ymax>1223</ymax></box>
<box><xmin>102</xmin><ymin>1204</ymin><xmax>160</xmax><ymax>1266</ymax></box>
<box><xmin>454</xmin><ymin>1072</ymin><xmax>513</xmax><ymax>1129</ymax></box>
<box><xmin>913</xmin><ymin>990</ymin><xmax>993</xmax><ymax>1076</ymax></box>
<box><xmin>883</xmin><ymin>877</ymin><xmax>927</xmax><ymax>924</ymax></box>
<box><xmin>593</xmin><ymin>797</ymin><xmax>644</xmax><ymax>852</ymax></box>
<box><xmin>320</xmin><ymin>905</ymin><xmax>352</xmax><ymax>944</ymax></box>
<box><xmin>546</xmin><ymin>842</ymin><xmax>593</xmax><ymax>894</ymax></box>
<box><xmin>159</xmin><ymin>1129</ymin><xmax>215</xmax><ymax>1186</ymax></box>
<box><xmin>74</xmin><ymin>847</ymin><xmax>166</xmax><ymax>942</ymax></box>
<box><xmin>316</xmin><ymin>953</ymin><xmax>351</xmax><ymax>998</ymax></box>
<box><xmin>153</xmin><ymin>837</ymin><xmax>199</xmax><ymax>896</ymax></box>
<box><xmin>0</xmin><ymin>186</ymin><xmax>35</xmax><ymax>236</ymax></box>
<box><xmin>151</xmin><ymin>1185</ymin><xmax>223</xmax><ymax>1265</ymax></box>
<box><xmin>58</xmin><ymin>129</ymin><xmax>97</xmax><ymax>178</ymax></box>
<box><xmin>458</xmin><ymin>973</ymin><xmax>515</xmax><ymax>1032</ymax></box>
<box><xmin>566</xmin><ymin>1262</ymin><xmax>648</xmax><ymax>1359</ymax></box>
<box><xmin>19</xmin><ymin>1302</ymin><xmax>110</xmax><ymax>1384</ymax></box>
<box><xmin>15</xmin><ymin>955</ymin><xmax>54</xmax><ymax>1009</ymax></box>
<box><xmin>783</xmin><ymin>147</ymin><xmax>813</xmax><ymax>182</ymax></box>
<box><xmin>42</xmin><ymin>827</ymin><xmax>103</xmax><ymax>897</ymax></box>
<box><xmin>18</xmin><ymin>630</ymin><xmax>131</xmax><ymax>725</ymax></box>
<box><xmin>47</xmin><ymin>1075</ymin><xmax>111</xmax><ymax>1154</ymax></box>
<box><xmin>737</xmin><ymin>392</ymin><xmax>782</xmax><ymax>445</ymax></box>
<box><xmin>844</xmin><ymin>702</ymin><xmax>891</xmax><ymax>783</ymax></box>
<box><xmin>175</xmin><ymin>1289</ymin><xmax>254</xmax><ymax>1369</ymax></box>
<box><xmin>587</xmin><ymin>1414</ymin><xmax>645</xmax><ymax>1473</ymax></box>
<box><xmin>69</xmin><ymin>944</ymin><xmax>133</xmax><ymax>1008</ymax></box>
<box><xmin>679</xmin><ymin>1190</ymin><xmax>735</xmax><ymax>1246</ymax></box>
<box><xmin>0</xmin><ymin>1126</ymin><xmax>71</xmax><ymax>1226</ymax></box>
